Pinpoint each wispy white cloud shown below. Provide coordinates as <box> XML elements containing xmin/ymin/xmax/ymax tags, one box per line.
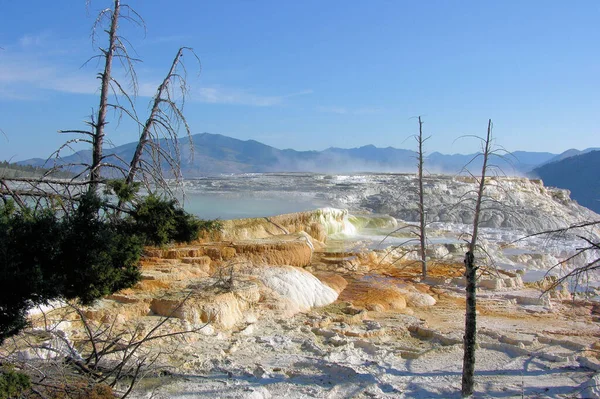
<box><xmin>0</xmin><ymin>62</ymin><xmax>54</xmax><ymax>83</ymax></box>
<box><xmin>194</xmin><ymin>87</ymin><xmax>312</xmax><ymax>106</ymax></box>
<box><xmin>0</xmin><ymin>58</ymin><xmax>311</xmax><ymax>107</ymax></box>
<box><xmin>1</xmin><ymin>32</ymin><xmax>313</xmax><ymax>108</ymax></box>
<box><xmin>0</xmin><ymin>86</ymin><xmax>36</xmax><ymax>101</ymax></box>
<box><xmin>317</xmin><ymin>105</ymin><xmax>385</xmax><ymax>115</ymax></box>
<box><xmin>0</xmin><ymin>56</ymin><xmax>98</xmax><ymax>98</ymax></box>
<box><xmin>18</xmin><ymin>32</ymin><xmax>51</xmax><ymax>48</ymax></box>
<box><xmin>44</xmin><ymin>74</ymin><xmax>99</xmax><ymax>95</ymax></box>
<box><xmin>0</xmin><ymin>32</ymin><xmax>97</xmax><ymax>99</ymax></box>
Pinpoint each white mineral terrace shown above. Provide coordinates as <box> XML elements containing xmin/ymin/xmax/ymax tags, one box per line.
<box><xmin>9</xmin><ymin>173</ymin><xmax>600</xmax><ymax>398</ymax></box>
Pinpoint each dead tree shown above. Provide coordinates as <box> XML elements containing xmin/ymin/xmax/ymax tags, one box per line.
<box><xmin>416</xmin><ymin>116</ymin><xmax>429</xmax><ymax>278</ymax></box>
<box><xmin>3</xmin><ymin>296</ymin><xmax>210</xmax><ymax>399</ymax></box>
<box><xmin>124</xmin><ymin>47</ymin><xmax>199</xmax><ymax>197</ymax></box>
<box><xmin>57</xmin><ymin>0</ymin><xmax>143</xmax><ymax>194</ymax></box>
<box><xmin>22</xmin><ymin>1</ymin><xmax>198</xmax><ymax>209</ymax></box>
<box><xmin>91</xmin><ymin>0</ymin><xmax>120</xmax><ymax>190</ymax></box>
<box><xmin>513</xmin><ymin>220</ymin><xmax>600</xmax><ymax>294</ymax></box>
<box><xmin>461</xmin><ymin>118</ymin><xmax>493</xmax><ymax>397</ymax></box>
<box><xmin>373</xmin><ymin>117</ymin><xmax>433</xmax><ymax>276</ymax></box>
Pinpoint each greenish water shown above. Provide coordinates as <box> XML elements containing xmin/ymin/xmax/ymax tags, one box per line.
<box><xmin>182</xmin><ymin>193</ymin><xmax>328</xmax><ymax>220</ymax></box>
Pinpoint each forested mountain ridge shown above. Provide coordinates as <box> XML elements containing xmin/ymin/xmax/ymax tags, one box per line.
<box><xmin>532</xmin><ymin>150</ymin><xmax>600</xmax><ymax>213</ymax></box>
<box><xmin>0</xmin><ymin>160</ymin><xmax>73</xmax><ymax>179</ymax></box>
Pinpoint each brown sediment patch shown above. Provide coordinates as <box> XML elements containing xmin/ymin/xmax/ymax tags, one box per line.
<box><xmin>314</xmin><ymin>272</ymin><xmax>348</xmax><ymax>294</ymax></box>
<box><xmin>307</xmin><ymin>222</ymin><xmax>327</xmax><ymax>242</ymax></box>
<box><xmin>150</xmin><ymin>282</ymin><xmax>261</xmax><ymax>329</ymax></box>
<box><xmin>131</xmin><ymin>279</ymin><xmax>171</xmax><ymax>293</ymax></box>
<box><xmin>145</xmin><ymin>234</ymin><xmax>314</xmax><ymax>268</ymax></box>
<box><xmin>181</xmin><ymin>255</ymin><xmax>212</xmax><ymax>269</ymax></box>
<box><xmin>363</xmin><ymin>259</ymin><xmax>464</xmax><ymax>280</ymax></box>
<box><xmin>340</xmin><ymin>278</ymin><xmax>407</xmax><ymax>311</ymax></box>
<box><xmin>232</xmin><ymin>240</ymin><xmax>313</xmax><ymax>267</ymax></box>
<box><xmin>83</xmin><ymin>300</ymin><xmax>151</xmax><ymax>323</ymax></box>
<box><xmin>327</xmin><ymin>257</ymin><xmax>469</xmax><ymax>312</ymax></box>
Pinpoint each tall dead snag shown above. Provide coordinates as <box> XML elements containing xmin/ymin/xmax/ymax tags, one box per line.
<box><xmin>58</xmin><ymin>0</ymin><xmax>143</xmax><ymax>193</ymax></box>
<box><xmin>375</xmin><ymin>117</ymin><xmax>430</xmax><ymax>276</ymax></box>
<box><xmin>416</xmin><ymin>116</ymin><xmax>428</xmax><ymax>278</ymax></box>
<box><xmin>461</xmin><ymin>118</ymin><xmax>493</xmax><ymax>397</ymax></box>
<box><xmin>14</xmin><ymin>2</ymin><xmax>198</xmax><ymax>212</ymax></box>
<box><xmin>91</xmin><ymin>0</ymin><xmax>120</xmax><ymax>190</ymax></box>
<box><xmin>124</xmin><ymin>47</ymin><xmax>199</xmax><ymax>195</ymax></box>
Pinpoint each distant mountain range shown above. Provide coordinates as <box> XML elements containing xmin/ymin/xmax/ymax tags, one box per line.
<box><xmin>15</xmin><ymin>132</ymin><xmax>599</xmax><ymax>213</ymax></box>
<box><xmin>17</xmin><ymin>132</ymin><xmax>567</xmax><ymax>175</ymax></box>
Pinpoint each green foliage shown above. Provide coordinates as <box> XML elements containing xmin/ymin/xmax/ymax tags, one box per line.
<box><xmin>54</xmin><ymin>193</ymin><xmax>143</xmax><ymax>305</ymax></box>
<box><xmin>0</xmin><ymin>366</ymin><xmax>31</xmax><ymax>399</ymax></box>
<box><xmin>104</xmin><ymin>179</ymin><xmax>141</xmax><ymax>203</ymax></box>
<box><xmin>0</xmin><ymin>160</ymin><xmax>73</xmax><ymax>179</ymax></box>
<box><xmin>0</xmin><ymin>193</ymin><xmax>142</xmax><ymax>343</ymax></box>
<box><xmin>130</xmin><ymin>195</ymin><xmax>176</xmax><ymax>246</ymax></box>
<box><xmin>0</xmin><ymin>206</ymin><xmax>60</xmax><ymax>340</ymax></box>
<box><xmin>131</xmin><ymin>194</ymin><xmax>221</xmax><ymax>246</ymax></box>
<box><xmin>0</xmin><ymin>181</ymin><xmax>220</xmax><ymax>343</ymax></box>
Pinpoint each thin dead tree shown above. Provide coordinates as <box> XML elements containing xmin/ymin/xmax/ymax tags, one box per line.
<box><xmin>57</xmin><ymin>0</ymin><xmax>144</xmax><ymax>193</ymax></box>
<box><xmin>90</xmin><ymin>0</ymin><xmax>120</xmax><ymax>190</ymax></box>
<box><xmin>461</xmin><ymin>118</ymin><xmax>493</xmax><ymax>397</ymax></box>
<box><xmin>372</xmin><ymin>117</ymin><xmax>434</xmax><ymax>277</ymax></box>
<box><xmin>512</xmin><ymin>221</ymin><xmax>600</xmax><ymax>294</ymax></box>
<box><xmin>52</xmin><ymin>1</ymin><xmax>197</xmax><ymax>207</ymax></box>
<box><xmin>123</xmin><ymin>46</ymin><xmax>199</xmax><ymax>197</ymax></box>
<box><xmin>416</xmin><ymin>116</ymin><xmax>430</xmax><ymax>278</ymax></box>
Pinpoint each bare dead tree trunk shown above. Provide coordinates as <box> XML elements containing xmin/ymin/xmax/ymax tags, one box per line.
<box><xmin>462</xmin><ymin>250</ymin><xmax>476</xmax><ymax>397</ymax></box>
<box><xmin>417</xmin><ymin>116</ymin><xmax>427</xmax><ymax>278</ymax></box>
<box><xmin>125</xmin><ymin>47</ymin><xmax>187</xmax><ymax>186</ymax></box>
<box><xmin>461</xmin><ymin>118</ymin><xmax>493</xmax><ymax>397</ymax></box>
<box><xmin>91</xmin><ymin>0</ymin><xmax>120</xmax><ymax>190</ymax></box>
<box><xmin>17</xmin><ymin>4</ymin><xmax>195</xmax><ymax>213</ymax></box>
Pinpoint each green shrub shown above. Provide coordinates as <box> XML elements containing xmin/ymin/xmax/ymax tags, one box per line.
<box><xmin>131</xmin><ymin>194</ymin><xmax>221</xmax><ymax>246</ymax></box>
<box><xmin>0</xmin><ymin>188</ymin><xmax>220</xmax><ymax>343</ymax></box>
<box><xmin>104</xmin><ymin>179</ymin><xmax>141</xmax><ymax>203</ymax></box>
<box><xmin>53</xmin><ymin>193</ymin><xmax>143</xmax><ymax>305</ymax></box>
<box><xmin>0</xmin><ymin>366</ymin><xmax>31</xmax><ymax>399</ymax></box>
<box><xmin>0</xmin><ymin>194</ymin><xmax>142</xmax><ymax>342</ymax></box>
<box><xmin>0</xmin><ymin>206</ymin><xmax>62</xmax><ymax>340</ymax></box>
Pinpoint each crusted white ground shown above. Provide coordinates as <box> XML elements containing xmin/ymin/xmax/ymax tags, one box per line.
<box><xmin>127</xmin><ymin>282</ymin><xmax>600</xmax><ymax>399</ymax></box>
<box><xmin>257</xmin><ymin>266</ymin><xmax>339</xmax><ymax>312</ymax></box>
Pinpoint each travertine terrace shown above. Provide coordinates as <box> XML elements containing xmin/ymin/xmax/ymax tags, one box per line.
<box><xmin>14</xmin><ymin>198</ymin><xmax>600</xmax><ymax>398</ymax></box>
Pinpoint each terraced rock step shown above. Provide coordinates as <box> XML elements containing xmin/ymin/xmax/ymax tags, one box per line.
<box><xmin>10</xmin><ymin>206</ymin><xmax>600</xmax><ymax>399</ymax></box>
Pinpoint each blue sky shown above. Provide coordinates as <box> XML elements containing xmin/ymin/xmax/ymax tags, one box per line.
<box><xmin>0</xmin><ymin>0</ymin><xmax>598</xmax><ymax>161</ymax></box>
